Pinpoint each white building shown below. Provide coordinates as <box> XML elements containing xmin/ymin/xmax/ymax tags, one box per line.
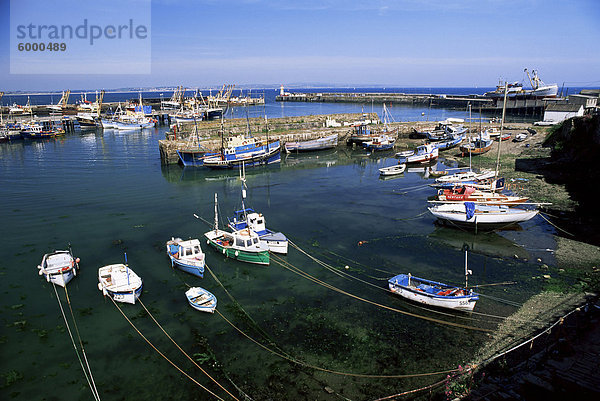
<box><xmin>539</xmin><ymin>103</ymin><xmax>584</xmax><ymax>124</ymax></box>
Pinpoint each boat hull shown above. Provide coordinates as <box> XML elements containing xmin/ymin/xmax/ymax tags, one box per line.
<box><xmin>259</xmin><ymin>232</ymin><xmax>289</xmax><ymax>254</ymax></box>
<box><xmin>168</xmin><ymin>254</ymin><xmax>205</xmax><ymax>277</ymax></box>
<box><xmin>98</xmin><ymin>264</ymin><xmax>143</xmax><ymax>304</ymax></box>
<box><xmin>284</xmin><ymin>134</ymin><xmax>338</xmax><ymax>153</ymax></box>
<box><xmin>429</xmin><ymin>203</ymin><xmax>538</xmax><ymax>230</ymax></box>
<box><xmin>37</xmin><ymin>251</ymin><xmax>77</xmax><ymax>287</ymax></box>
<box><xmin>204</xmin><ymin>231</ymin><xmax>270</xmax><ymax>265</ymax></box>
<box><xmin>379</xmin><ymin>164</ymin><xmax>406</xmax><ymax>176</ymax></box>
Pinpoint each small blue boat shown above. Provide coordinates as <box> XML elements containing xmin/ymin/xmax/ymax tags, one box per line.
<box><xmin>185</xmin><ymin>287</ymin><xmax>217</xmax><ymax>313</ymax></box>
<box><xmin>166</xmin><ymin>238</ymin><xmax>206</xmax><ymax>277</ymax></box>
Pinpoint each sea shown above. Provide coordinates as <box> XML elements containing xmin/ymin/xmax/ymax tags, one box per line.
<box><xmin>0</xmin><ymin>90</ymin><xmax>566</xmax><ymax>400</ymax></box>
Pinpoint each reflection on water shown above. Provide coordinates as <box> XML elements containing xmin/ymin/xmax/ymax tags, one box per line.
<box><xmin>428</xmin><ymin>226</ymin><xmax>530</xmax><ymax>260</ymax></box>
<box><xmin>0</xmin><ymin>125</ymin><xmax>556</xmax><ymax>400</ymax></box>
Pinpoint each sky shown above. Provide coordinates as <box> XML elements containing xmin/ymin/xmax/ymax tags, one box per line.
<box><xmin>1</xmin><ymin>0</ymin><xmax>599</xmax><ymax>91</ymax></box>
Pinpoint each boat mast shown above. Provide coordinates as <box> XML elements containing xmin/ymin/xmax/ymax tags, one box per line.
<box><xmin>463</xmin><ymin>245</ymin><xmax>472</xmax><ymax>289</ymax></box>
<box><xmin>494</xmin><ymin>81</ymin><xmax>509</xmax><ymax>187</ymax></box>
<box><xmin>124</xmin><ymin>252</ymin><xmax>130</xmax><ymax>286</ymax></box>
<box><xmin>468</xmin><ymin>103</ymin><xmax>472</xmax><ymax>172</ymax></box>
<box><xmin>214</xmin><ymin>193</ymin><xmax>219</xmax><ymax>231</ymax></box>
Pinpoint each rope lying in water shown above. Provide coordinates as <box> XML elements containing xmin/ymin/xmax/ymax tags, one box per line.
<box><xmin>53</xmin><ymin>283</ymin><xmax>101</xmax><ymax>401</ymax></box>
<box><xmin>372</xmin><ymin>376</ymin><xmax>449</xmax><ymax>401</ymax></box>
<box><xmin>393</xmin><ymin>183</ymin><xmax>432</xmax><ymax>195</ymax></box>
<box><xmin>288</xmin><ymin>240</ymin><xmax>514</xmax><ymax>324</ymax></box>
<box><xmin>204</xmin><ymin>264</ymin><xmax>290</xmax><ymax>357</ymax></box>
<box><xmin>163</xmin><ymin>265</ymin><xmax>254</xmax><ymax>401</ymax></box>
<box><xmin>539</xmin><ymin>212</ymin><xmax>575</xmax><ymax>237</ymax></box>
<box><xmin>270</xmin><ymin>253</ymin><xmax>492</xmax><ymax>333</ymax></box>
<box><xmin>108</xmin><ymin>296</ymin><xmax>226</xmax><ymax>401</ymax></box>
<box><xmin>215</xmin><ymin>308</ymin><xmax>460</xmax><ymax>379</ymax></box>
<box><xmin>137</xmin><ymin>298</ymin><xmax>240</xmax><ymax>401</ymax></box>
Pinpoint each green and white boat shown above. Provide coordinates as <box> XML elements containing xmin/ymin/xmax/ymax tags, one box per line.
<box><xmin>204</xmin><ymin>193</ymin><xmax>270</xmax><ymax>265</ymax></box>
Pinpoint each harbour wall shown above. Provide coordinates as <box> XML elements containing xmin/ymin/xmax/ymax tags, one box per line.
<box><xmin>276</xmin><ymin>92</ymin><xmax>551</xmax><ymax>116</ymax></box>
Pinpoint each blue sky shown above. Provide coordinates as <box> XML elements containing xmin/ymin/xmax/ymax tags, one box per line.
<box><xmin>1</xmin><ymin>0</ymin><xmax>599</xmax><ymax>91</ymax></box>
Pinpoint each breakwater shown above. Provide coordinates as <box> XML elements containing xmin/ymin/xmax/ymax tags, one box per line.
<box><xmin>276</xmin><ymin>92</ymin><xmax>551</xmax><ymax>116</ymax></box>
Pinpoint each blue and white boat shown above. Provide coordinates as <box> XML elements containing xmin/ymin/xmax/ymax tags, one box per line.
<box><xmin>432</xmin><ymin>134</ymin><xmax>465</xmax><ymax>151</ymax></box>
<box><xmin>97</xmin><ymin>261</ymin><xmax>143</xmax><ymax>304</ymax></box>
<box><xmin>362</xmin><ymin>134</ymin><xmax>395</xmax><ymax>151</ymax></box>
<box><xmin>388</xmin><ymin>247</ymin><xmax>478</xmax><ymax>311</ymax></box>
<box><xmin>388</xmin><ymin>274</ymin><xmax>479</xmax><ymax>311</ymax></box>
<box><xmin>185</xmin><ymin>287</ymin><xmax>217</xmax><ymax>313</ymax></box>
<box><xmin>202</xmin><ymin>137</ymin><xmax>281</xmax><ymax>169</ymax></box>
<box><xmin>227</xmin><ymin>163</ymin><xmax>288</xmax><ymax>254</ymax></box>
<box><xmin>37</xmin><ymin>249</ymin><xmax>80</xmax><ymax>287</ymax></box>
<box><xmin>166</xmin><ymin>237</ymin><xmax>206</xmax><ymax>277</ymax></box>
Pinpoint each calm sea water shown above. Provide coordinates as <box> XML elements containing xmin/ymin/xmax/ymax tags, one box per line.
<box><xmin>1</xmin><ymin>124</ymin><xmax>558</xmax><ymax>400</ymax></box>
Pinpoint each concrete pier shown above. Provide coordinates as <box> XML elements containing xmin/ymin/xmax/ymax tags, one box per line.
<box><xmin>276</xmin><ymin>92</ymin><xmax>553</xmax><ymax>116</ymax></box>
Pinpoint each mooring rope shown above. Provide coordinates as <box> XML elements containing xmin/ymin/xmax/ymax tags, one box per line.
<box><xmin>270</xmin><ymin>253</ymin><xmax>492</xmax><ymax>332</ymax></box>
<box><xmin>393</xmin><ymin>183</ymin><xmax>432</xmax><ymax>195</ymax></box>
<box><xmin>392</xmin><ymin>210</ymin><xmax>430</xmax><ymax>221</ymax></box>
<box><xmin>63</xmin><ymin>283</ymin><xmax>101</xmax><ymax>400</ymax></box>
<box><xmin>372</xmin><ymin>376</ymin><xmax>449</xmax><ymax>401</ymax></box>
<box><xmin>204</xmin><ymin>265</ymin><xmax>291</xmax><ymax>357</ymax></box>
<box><xmin>137</xmin><ymin>299</ymin><xmax>240</xmax><ymax>401</ymax></box>
<box><xmin>539</xmin><ymin>212</ymin><xmax>575</xmax><ymax>237</ymax></box>
<box><xmin>215</xmin><ymin>309</ymin><xmax>460</xmax><ymax>379</ymax></box>
<box><xmin>288</xmin><ymin>240</ymin><xmax>516</xmax><ymax>323</ymax></box>
<box><xmin>52</xmin><ymin>283</ymin><xmax>101</xmax><ymax>401</ymax></box>
<box><xmin>108</xmin><ymin>296</ymin><xmax>226</xmax><ymax>401</ymax></box>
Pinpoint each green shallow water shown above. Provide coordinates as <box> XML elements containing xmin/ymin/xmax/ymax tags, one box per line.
<box><xmin>0</xmin><ymin>127</ymin><xmax>557</xmax><ymax>400</ymax></box>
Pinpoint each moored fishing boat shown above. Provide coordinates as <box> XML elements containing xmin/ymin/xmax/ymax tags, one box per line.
<box><xmin>432</xmin><ymin>186</ymin><xmax>529</xmax><ymax>205</ymax></box>
<box><xmin>21</xmin><ymin>122</ymin><xmax>60</xmax><ymax>139</ymax></box>
<box><xmin>388</xmin><ymin>274</ymin><xmax>479</xmax><ymax>311</ymax></box>
<box><xmin>396</xmin><ymin>143</ymin><xmax>439</xmax><ymax>164</ymax></box>
<box><xmin>185</xmin><ymin>287</ymin><xmax>217</xmax><ymax>313</ymax></box>
<box><xmin>513</xmin><ymin>133</ymin><xmax>527</xmax><ymax>142</ymax></box>
<box><xmin>284</xmin><ymin>133</ymin><xmax>338</xmax><ymax>153</ymax></box>
<box><xmin>362</xmin><ymin>134</ymin><xmax>395</xmax><ymax>151</ymax></box>
<box><xmin>226</xmin><ymin>164</ymin><xmax>288</xmax><ymax>254</ymax></box>
<box><xmin>434</xmin><ymin>169</ymin><xmax>496</xmax><ymax>184</ymax></box>
<box><xmin>388</xmin><ymin>246</ymin><xmax>478</xmax><ymax>311</ymax></box>
<box><xmin>432</xmin><ymin>134</ymin><xmax>465</xmax><ymax>151</ymax></box>
<box><xmin>166</xmin><ymin>237</ymin><xmax>206</xmax><ymax>277</ymax></box>
<box><xmin>37</xmin><ymin>248</ymin><xmax>80</xmax><ymax>287</ymax></box>
<box><xmin>347</xmin><ymin>123</ymin><xmax>379</xmax><ymax>145</ymax></box>
<box><xmin>202</xmin><ymin>139</ymin><xmax>281</xmax><ymax>169</ymax></box>
<box><xmin>459</xmin><ymin>135</ymin><xmax>493</xmax><ymax>156</ymax></box>
<box><xmin>97</xmin><ymin>257</ymin><xmax>143</xmax><ymax>304</ymax></box>
<box><xmin>204</xmin><ymin>194</ymin><xmax>270</xmax><ymax>264</ymax></box>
